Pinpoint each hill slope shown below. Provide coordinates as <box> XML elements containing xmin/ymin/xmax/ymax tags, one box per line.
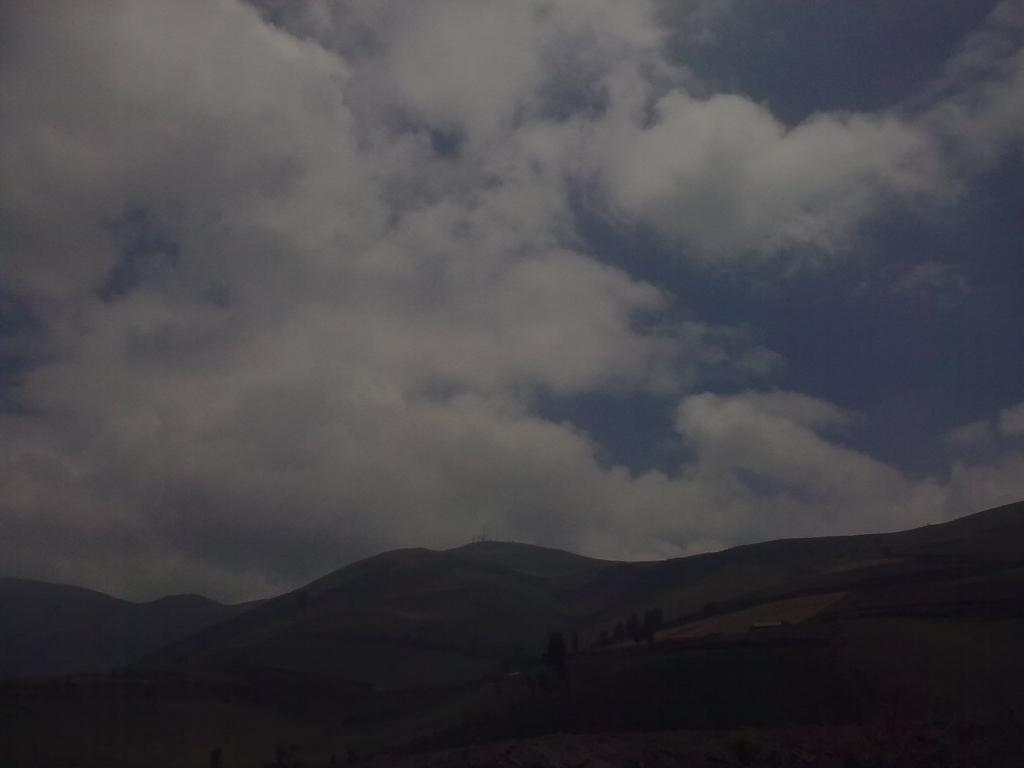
<box><xmin>136</xmin><ymin>501</ymin><xmax>1024</xmax><ymax>692</ymax></box>
<box><xmin>2</xmin><ymin>501</ymin><xmax>1023</xmax><ymax>766</ymax></box>
<box><xmin>0</xmin><ymin>578</ymin><xmax>250</xmax><ymax>678</ymax></box>
<box><xmin>136</xmin><ymin>544</ymin><xmax>610</xmax><ymax>689</ymax></box>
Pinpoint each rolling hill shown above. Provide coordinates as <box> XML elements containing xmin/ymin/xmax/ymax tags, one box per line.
<box><xmin>133</xmin><ymin>500</ymin><xmax>1024</xmax><ymax>691</ymax></box>
<box><xmin>3</xmin><ymin>500</ymin><xmax>1024</xmax><ymax>766</ymax></box>
<box><xmin>133</xmin><ymin>544</ymin><xmax>610</xmax><ymax>689</ymax></box>
<box><xmin>0</xmin><ymin>578</ymin><xmax>252</xmax><ymax>678</ymax></box>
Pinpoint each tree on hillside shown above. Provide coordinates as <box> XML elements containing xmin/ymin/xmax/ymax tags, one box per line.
<box><xmin>543</xmin><ymin>632</ymin><xmax>567</xmax><ymax>675</ymax></box>
<box><xmin>642</xmin><ymin>607</ymin><xmax>664</xmax><ymax>641</ymax></box>
<box><xmin>613</xmin><ymin>621</ymin><xmax>626</xmax><ymax>641</ymax></box>
<box><xmin>627</xmin><ymin>611</ymin><xmax>640</xmax><ymax>642</ymax></box>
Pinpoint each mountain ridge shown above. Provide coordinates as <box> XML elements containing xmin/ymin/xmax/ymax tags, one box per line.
<box><xmin>0</xmin><ymin>577</ymin><xmax>253</xmax><ymax>679</ymax></box>
<box><xmin>4</xmin><ymin>499</ymin><xmax>1021</xmax><ymax>683</ymax></box>
<box><xmin>130</xmin><ymin>500</ymin><xmax>1023</xmax><ymax>689</ymax></box>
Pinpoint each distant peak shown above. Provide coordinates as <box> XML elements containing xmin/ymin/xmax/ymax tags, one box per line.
<box><xmin>448</xmin><ymin>539</ymin><xmax>592</xmax><ymax>556</ymax></box>
<box><xmin>141</xmin><ymin>593</ymin><xmax>224</xmax><ymax>608</ymax></box>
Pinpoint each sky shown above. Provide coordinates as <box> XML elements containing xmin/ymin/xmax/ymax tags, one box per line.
<box><xmin>1</xmin><ymin>0</ymin><xmax>1023</xmax><ymax>602</ymax></box>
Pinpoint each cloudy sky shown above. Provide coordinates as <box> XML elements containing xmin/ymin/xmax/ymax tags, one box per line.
<box><xmin>2</xmin><ymin>0</ymin><xmax>1023</xmax><ymax>601</ymax></box>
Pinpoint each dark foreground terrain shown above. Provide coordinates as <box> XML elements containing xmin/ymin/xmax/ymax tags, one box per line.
<box><xmin>1</xmin><ymin>500</ymin><xmax>1023</xmax><ymax>767</ymax></box>
<box><xmin>366</xmin><ymin>721</ymin><xmax>1024</xmax><ymax>768</ymax></box>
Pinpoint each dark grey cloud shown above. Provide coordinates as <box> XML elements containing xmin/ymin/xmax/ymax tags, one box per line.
<box><xmin>0</xmin><ymin>0</ymin><xmax>1022</xmax><ymax>600</ymax></box>
<box><xmin>97</xmin><ymin>208</ymin><xmax>181</xmax><ymax>303</ymax></box>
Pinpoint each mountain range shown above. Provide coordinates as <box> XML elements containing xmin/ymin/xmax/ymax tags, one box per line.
<box><xmin>2</xmin><ymin>499</ymin><xmax>1023</xmax><ymax>766</ymax></box>
<box><xmin>0</xmin><ymin>577</ymin><xmax>260</xmax><ymax>679</ymax></box>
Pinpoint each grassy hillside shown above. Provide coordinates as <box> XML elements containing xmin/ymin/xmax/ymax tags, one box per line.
<box><xmin>135</xmin><ymin>501</ymin><xmax>1024</xmax><ymax>690</ymax></box>
<box><xmin>135</xmin><ymin>545</ymin><xmax>608</xmax><ymax>689</ymax></box>
<box><xmin>3</xmin><ymin>500</ymin><xmax>1022</xmax><ymax>765</ymax></box>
